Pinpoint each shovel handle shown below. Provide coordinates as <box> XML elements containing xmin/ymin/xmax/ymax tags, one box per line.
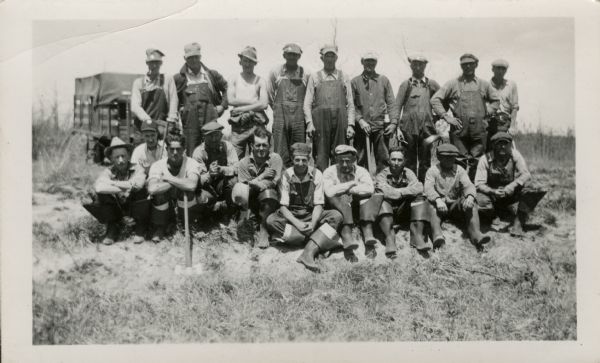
<box><xmin>183</xmin><ymin>194</ymin><xmax>192</xmax><ymax>267</ymax></box>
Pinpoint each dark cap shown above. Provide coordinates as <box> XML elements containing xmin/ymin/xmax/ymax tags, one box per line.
<box><xmin>436</xmin><ymin>143</ymin><xmax>460</xmax><ymax>156</ymax></box>
<box><xmin>140</xmin><ymin>119</ymin><xmax>159</xmax><ymax>133</ymax></box>
<box><xmin>460</xmin><ymin>53</ymin><xmax>479</xmax><ymax>64</ymax></box>
<box><xmin>201</xmin><ymin>120</ymin><xmax>224</xmax><ymax>135</ymax></box>
<box><xmin>490</xmin><ymin>131</ymin><xmax>513</xmax><ymax>144</ymax></box>
<box><xmin>291</xmin><ymin>143</ymin><xmax>311</xmax><ymax>156</ymax></box>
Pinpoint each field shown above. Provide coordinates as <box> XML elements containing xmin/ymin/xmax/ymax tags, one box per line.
<box><xmin>32</xmin><ymin>122</ymin><xmax>576</xmax><ymax>344</ymax></box>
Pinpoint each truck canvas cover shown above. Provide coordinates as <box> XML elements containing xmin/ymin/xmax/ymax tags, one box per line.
<box><xmin>74</xmin><ymin>72</ymin><xmax>143</xmax><ymax>106</ymax></box>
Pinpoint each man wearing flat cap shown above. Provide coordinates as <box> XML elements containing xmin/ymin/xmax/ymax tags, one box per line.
<box><xmin>227</xmin><ymin>46</ymin><xmax>269</xmax><ymax>159</ymax></box>
<box><xmin>147</xmin><ymin>133</ymin><xmax>204</xmax><ymax>242</ymax></box>
<box><xmin>303</xmin><ymin>44</ymin><xmax>355</xmax><ymax>172</ymax></box>
<box><xmin>374</xmin><ymin>147</ymin><xmax>430</xmax><ymax>258</ymax></box>
<box><xmin>474</xmin><ymin>132</ymin><xmax>546</xmax><ymax>237</ymax></box>
<box><xmin>232</xmin><ymin>126</ymin><xmax>283</xmax><ymax>248</ymax></box>
<box><xmin>131</xmin><ymin>48</ymin><xmax>179</xmax><ymax>144</ymax></box>
<box><xmin>430</xmin><ymin>53</ymin><xmax>501</xmax><ymax>181</ymax></box>
<box><xmin>323</xmin><ymin>144</ymin><xmax>384</xmax><ymax>261</ymax></box>
<box><xmin>351</xmin><ymin>52</ymin><xmax>399</xmax><ymax>173</ymax></box>
<box><xmin>489</xmin><ymin>59</ymin><xmax>519</xmax><ymax>137</ymax></box>
<box><xmin>82</xmin><ymin>137</ymin><xmax>149</xmax><ymax>245</ymax></box>
<box><xmin>265</xmin><ymin>143</ymin><xmax>344</xmax><ymax>272</ymax></box>
<box><xmin>174</xmin><ymin>42</ymin><xmax>229</xmax><ymax>156</ymax></box>
<box><xmin>192</xmin><ymin>120</ymin><xmax>239</xmax><ymax>214</ymax></box>
<box><xmin>395</xmin><ymin>54</ymin><xmax>441</xmax><ymax>181</ymax></box>
<box><xmin>130</xmin><ymin>119</ymin><xmax>167</xmax><ymax>175</ymax></box>
<box><xmin>424</xmin><ymin>143</ymin><xmax>491</xmax><ymax>250</ymax></box>
<box><xmin>267</xmin><ymin>43</ymin><xmax>311</xmax><ymax>167</ymax></box>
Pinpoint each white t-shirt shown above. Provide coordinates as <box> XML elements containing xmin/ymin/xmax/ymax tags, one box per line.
<box><xmin>130</xmin><ymin>141</ymin><xmax>167</xmax><ymax>173</ymax></box>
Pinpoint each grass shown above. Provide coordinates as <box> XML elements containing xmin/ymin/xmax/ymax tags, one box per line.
<box><xmin>31</xmin><ymin>121</ymin><xmax>577</xmax><ymax>344</ymax></box>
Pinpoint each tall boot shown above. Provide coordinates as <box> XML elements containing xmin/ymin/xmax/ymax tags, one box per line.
<box><xmin>379</xmin><ymin>215</ymin><xmax>397</xmax><ymax>259</ymax></box>
<box><xmin>297</xmin><ymin>240</ymin><xmax>321</xmax><ymax>272</ymax></box>
<box><xmin>409</xmin><ymin>220</ymin><xmax>430</xmax><ymax>251</ymax></box>
<box><xmin>509</xmin><ymin>211</ymin><xmax>527</xmax><ymax>237</ymax></box>
<box><xmin>429</xmin><ymin>207</ymin><xmax>446</xmax><ymax>249</ymax></box>
<box><xmin>102</xmin><ymin>222</ymin><xmax>120</xmax><ymax>245</ymax></box>
<box><xmin>467</xmin><ymin>207</ymin><xmax>491</xmax><ymax>247</ymax></box>
<box><xmin>256</xmin><ymin>223</ymin><xmax>270</xmax><ymax>249</ymax></box>
<box><xmin>133</xmin><ymin>221</ymin><xmax>146</xmax><ymax>244</ymax></box>
<box><xmin>340</xmin><ymin>225</ymin><xmax>358</xmax><ymax>263</ymax></box>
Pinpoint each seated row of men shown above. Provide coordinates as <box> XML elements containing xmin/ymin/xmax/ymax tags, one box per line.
<box><xmin>83</xmin><ymin>119</ymin><xmax>546</xmax><ymax>272</ymax></box>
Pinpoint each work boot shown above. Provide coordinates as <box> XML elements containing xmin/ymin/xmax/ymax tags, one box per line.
<box><xmin>151</xmin><ymin>225</ymin><xmax>166</xmax><ymax>243</ymax></box>
<box><xmin>384</xmin><ymin>234</ymin><xmax>397</xmax><ymax>259</ymax></box>
<box><xmin>102</xmin><ymin>222</ymin><xmax>119</xmax><ymax>245</ymax></box>
<box><xmin>340</xmin><ymin>225</ymin><xmax>358</xmax><ymax>250</ymax></box>
<box><xmin>509</xmin><ymin>211</ymin><xmax>526</xmax><ymax>237</ymax></box>
<box><xmin>344</xmin><ymin>249</ymin><xmax>358</xmax><ymax>263</ymax></box>
<box><xmin>365</xmin><ymin>245</ymin><xmax>377</xmax><ymax>259</ymax></box>
<box><xmin>296</xmin><ymin>241</ymin><xmax>321</xmax><ymax>272</ymax></box>
<box><xmin>133</xmin><ymin>222</ymin><xmax>146</xmax><ymax>244</ymax></box>
<box><xmin>256</xmin><ymin>224</ymin><xmax>270</xmax><ymax>249</ymax></box>
<box><xmin>361</xmin><ymin>222</ymin><xmax>378</xmax><ymax>246</ymax></box>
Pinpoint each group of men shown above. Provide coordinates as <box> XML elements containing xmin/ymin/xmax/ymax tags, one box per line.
<box><xmin>83</xmin><ymin>42</ymin><xmax>545</xmax><ymax>272</ymax></box>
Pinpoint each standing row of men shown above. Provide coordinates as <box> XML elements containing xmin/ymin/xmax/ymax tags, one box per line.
<box><xmin>129</xmin><ymin>43</ymin><xmax>520</xmax><ymax>181</ymax></box>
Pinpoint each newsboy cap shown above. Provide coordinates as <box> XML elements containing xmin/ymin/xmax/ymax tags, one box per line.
<box><xmin>291</xmin><ymin>143</ymin><xmax>311</xmax><ymax>156</ymax></box>
<box><xmin>184</xmin><ymin>42</ymin><xmax>201</xmax><ymax>58</ymax></box>
<box><xmin>491</xmin><ymin>58</ymin><xmax>509</xmax><ymax>68</ymax></box>
<box><xmin>283</xmin><ymin>43</ymin><xmax>302</xmax><ymax>54</ymax></box>
<box><xmin>141</xmin><ymin>119</ymin><xmax>159</xmax><ymax>133</ymax></box>
<box><xmin>408</xmin><ymin>54</ymin><xmax>428</xmax><ymax>63</ymax></box>
<box><xmin>145</xmin><ymin>48</ymin><xmax>164</xmax><ymax>62</ymax></box>
<box><xmin>334</xmin><ymin>144</ymin><xmax>357</xmax><ymax>156</ymax></box>
<box><xmin>320</xmin><ymin>44</ymin><xmax>338</xmax><ymax>55</ymax></box>
<box><xmin>460</xmin><ymin>53</ymin><xmax>479</xmax><ymax>64</ymax></box>
<box><xmin>490</xmin><ymin>131</ymin><xmax>513</xmax><ymax>144</ymax></box>
<box><xmin>201</xmin><ymin>120</ymin><xmax>224</xmax><ymax>135</ymax></box>
<box><xmin>361</xmin><ymin>52</ymin><xmax>378</xmax><ymax>61</ymax></box>
<box><xmin>436</xmin><ymin>143</ymin><xmax>460</xmax><ymax>156</ymax></box>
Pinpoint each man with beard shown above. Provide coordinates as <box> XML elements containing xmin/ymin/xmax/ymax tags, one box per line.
<box><xmin>192</xmin><ymin>120</ymin><xmax>239</xmax><ymax>214</ymax></box>
<box><xmin>83</xmin><ymin>137</ymin><xmax>149</xmax><ymax>245</ymax></box>
<box><xmin>130</xmin><ymin>119</ymin><xmax>167</xmax><ymax>175</ymax></box>
<box><xmin>174</xmin><ymin>42</ymin><xmax>228</xmax><ymax>155</ymax></box>
<box><xmin>395</xmin><ymin>55</ymin><xmax>441</xmax><ymax>181</ymax></box>
<box><xmin>147</xmin><ymin>133</ymin><xmax>203</xmax><ymax>242</ymax></box>
<box><xmin>375</xmin><ymin>147</ymin><xmax>430</xmax><ymax>258</ymax></box>
<box><xmin>227</xmin><ymin>46</ymin><xmax>269</xmax><ymax>159</ymax></box>
<box><xmin>474</xmin><ymin>132</ymin><xmax>546</xmax><ymax>237</ymax></box>
<box><xmin>430</xmin><ymin>53</ymin><xmax>500</xmax><ymax>181</ymax></box>
<box><xmin>304</xmin><ymin>44</ymin><xmax>355</xmax><ymax>171</ymax></box>
<box><xmin>265</xmin><ymin>143</ymin><xmax>344</xmax><ymax>272</ymax></box>
<box><xmin>267</xmin><ymin>43</ymin><xmax>310</xmax><ymax>167</ymax></box>
<box><xmin>424</xmin><ymin>143</ymin><xmax>491</xmax><ymax>250</ymax></box>
<box><xmin>131</xmin><ymin>48</ymin><xmax>179</xmax><ymax>144</ymax></box>
<box><xmin>323</xmin><ymin>145</ymin><xmax>384</xmax><ymax>262</ymax></box>
<box><xmin>351</xmin><ymin>52</ymin><xmax>399</xmax><ymax>173</ymax></box>
<box><xmin>232</xmin><ymin>126</ymin><xmax>283</xmax><ymax>248</ymax></box>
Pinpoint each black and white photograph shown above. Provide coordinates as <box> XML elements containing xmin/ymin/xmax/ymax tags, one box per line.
<box><xmin>2</xmin><ymin>0</ymin><xmax>600</xmax><ymax>362</ymax></box>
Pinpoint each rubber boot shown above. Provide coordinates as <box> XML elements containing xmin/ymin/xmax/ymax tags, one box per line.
<box><xmin>256</xmin><ymin>223</ymin><xmax>270</xmax><ymax>249</ymax></box>
<box><xmin>102</xmin><ymin>222</ymin><xmax>120</xmax><ymax>245</ymax></box>
<box><xmin>296</xmin><ymin>240</ymin><xmax>321</xmax><ymax>272</ymax></box>
<box><xmin>509</xmin><ymin>211</ymin><xmax>527</xmax><ymax>237</ymax></box>
<box><xmin>378</xmin><ymin>215</ymin><xmax>397</xmax><ymax>259</ymax></box>
<box><xmin>409</xmin><ymin>221</ymin><xmax>430</xmax><ymax>251</ymax></box>
<box><xmin>340</xmin><ymin>225</ymin><xmax>358</xmax><ymax>250</ymax></box>
<box><xmin>429</xmin><ymin>208</ymin><xmax>446</xmax><ymax>249</ymax></box>
<box><xmin>151</xmin><ymin>225</ymin><xmax>166</xmax><ymax>243</ymax></box>
<box><xmin>467</xmin><ymin>207</ymin><xmax>491</xmax><ymax>248</ymax></box>
<box><xmin>361</xmin><ymin>221</ymin><xmax>379</xmax><ymax>246</ymax></box>
<box><xmin>133</xmin><ymin>221</ymin><xmax>146</xmax><ymax>244</ymax></box>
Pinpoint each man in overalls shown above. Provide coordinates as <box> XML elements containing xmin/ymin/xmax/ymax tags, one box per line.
<box><xmin>147</xmin><ymin>133</ymin><xmax>204</xmax><ymax>243</ymax></box>
<box><xmin>174</xmin><ymin>42</ymin><xmax>228</xmax><ymax>156</ymax></box>
<box><xmin>192</xmin><ymin>121</ymin><xmax>239</xmax><ymax>215</ymax></box>
<box><xmin>131</xmin><ymin>48</ymin><xmax>179</xmax><ymax>144</ymax></box>
<box><xmin>351</xmin><ymin>52</ymin><xmax>399</xmax><ymax>173</ymax></box>
<box><xmin>430</xmin><ymin>53</ymin><xmax>500</xmax><ymax>181</ymax></box>
<box><xmin>303</xmin><ymin>44</ymin><xmax>355</xmax><ymax>172</ymax></box>
<box><xmin>265</xmin><ymin>143</ymin><xmax>344</xmax><ymax>272</ymax></box>
<box><xmin>267</xmin><ymin>43</ymin><xmax>310</xmax><ymax>167</ymax></box>
<box><xmin>395</xmin><ymin>55</ymin><xmax>441</xmax><ymax>181</ymax></box>
<box><xmin>82</xmin><ymin>137</ymin><xmax>149</xmax><ymax>245</ymax></box>
<box><xmin>474</xmin><ymin>132</ymin><xmax>546</xmax><ymax>237</ymax></box>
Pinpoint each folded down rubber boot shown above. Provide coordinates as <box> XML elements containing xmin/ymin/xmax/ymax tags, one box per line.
<box><xmin>281</xmin><ymin>224</ymin><xmax>308</xmax><ymax>246</ymax></box>
<box><xmin>309</xmin><ymin>223</ymin><xmax>343</xmax><ymax>250</ymax></box>
<box><xmin>359</xmin><ymin>193</ymin><xmax>384</xmax><ymax>222</ymax></box>
<box><xmin>340</xmin><ymin>225</ymin><xmax>358</xmax><ymax>250</ymax></box>
<box><xmin>327</xmin><ymin>196</ymin><xmax>354</xmax><ymax>225</ymax></box>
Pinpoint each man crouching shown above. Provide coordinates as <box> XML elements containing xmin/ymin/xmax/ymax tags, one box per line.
<box><xmin>424</xmin><ymin>143</ymin><xmax>491</xmax><ymax>250</ymax></box>
<box><xmin>323</xmin><ymin>145</ymin><xmax>383</xmax><ymax>262</ymax></box>
<box><xmin>83</xmin><ymin>137</ymin><xmax>149</xmax><ymax>245</ymax></box>
<box><xmin>147</xmin><ymin>132</ymin><xmax>203</xmax><ymax>242</ymax></box>
<box><xmin>265</xmin><ymin>143</ymin><xmax>344</xmax><ymax>272</ymax></box>
<box><xmin>375</xmin><ymin>147</ymin><xmax>430</xmax><ymax>258</ymax></box>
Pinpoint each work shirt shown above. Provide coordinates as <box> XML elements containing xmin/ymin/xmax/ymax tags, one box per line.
<box><xmin>147</xmin><ymin>156</ymin><xmax>202</xmax><ymax>183</ymax></box>
<box><xmin>192</xmin><ymin>141</ymin><xmax>239</xmax><ymax>184</ymax></box>
<box><xmin>130</xmin><ymin>141</ymin><xmax>167</xmax><ymax>173</ymax></box>
<box><xmin>375</xmin><ymin>167</ymin><xmax>423</xmax><ymax>200</ymax></box>
<box><xmin>351</xmin><ymin>72</ymin><xmax>398</xmax><ymax>124</ymax></box>
<box><xmin>430</xmin><ymin>76</ymin><xmax>500</xmax><ymax>118</ymax></box>
<box><xmin>303</xmin><ymin>69</ymin><xmax>355</xmax><ymax>127</ymax></box>
<box><xmin>424</xmin><ymin>164</ymin><xmax>476</xmax><ymax>202</ymax></box>
<box><xmin>131</xmin><ymin>74</ymin><xmax>179</xmax><ymax>121</ymax></box>
<box><xmin>491</xmin><ymin>78</ymin><xmax>519</xmax><ymax>115</ymax></box>
<box><xmin>474</xmin><ymin>149</ymin><xmax>530</xmax><ymax>193</ymax></box>
<box><xmin>267</xmin><ymin>64</ymin><xmax>310</xmax><ymax>107</ymax></box>
<box><xmin>94</xmin><ymin>163</ymin><xmax>146</xmax><ymax>194</ymax></box>
<box><xmin>186</xmin><ymin>66</ymin><xmax>210</xmax><ymax>85</ymax></box>
<box><xmin>237</xmin><ymin>152</ymin><xmax>284</xmax><ymax>191</ymax></box>
<box><xmin>323</xmin><ymin>164</ymin><xmax>374</xmax><ymax>198</ymax></box>
<box><xmin>279</xmin><ymin>166</ymin><xmax>325</xmax><ymax>207</ymax></box>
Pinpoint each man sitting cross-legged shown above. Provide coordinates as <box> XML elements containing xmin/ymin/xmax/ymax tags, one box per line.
<box><xmin>265</xmin><ymin>143</ymin><xmax>344</xmax><ymax>272</ymax></box>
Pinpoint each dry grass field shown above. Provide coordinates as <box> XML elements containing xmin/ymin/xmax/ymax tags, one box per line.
<box><xmin>31</xmin><ymin>121</ymin><xmax>576</xmax><ymax>344</ymax></box>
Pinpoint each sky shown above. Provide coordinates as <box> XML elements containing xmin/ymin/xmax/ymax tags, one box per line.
<box><xmin>32</xmin><ymin>18</ymin><xmax>574</xmax><ymax>133</ymax></box>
